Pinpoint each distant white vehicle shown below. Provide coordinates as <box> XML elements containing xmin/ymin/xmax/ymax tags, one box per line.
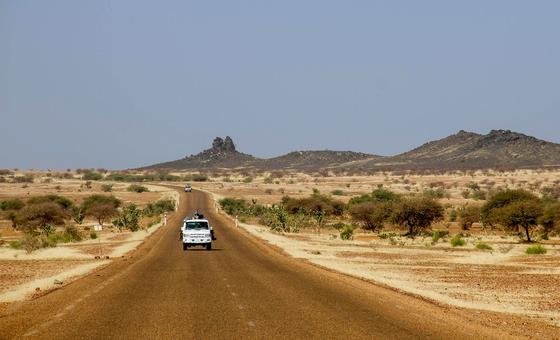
<box><xmin>181</xmin><ymin>218</ymin><xmax>212</xmax><ymax>251</ymax></box>
<box><xmin>184</xmin><ymin>184</ymin><xmax>192</xmax><ymax>192</ymax></box>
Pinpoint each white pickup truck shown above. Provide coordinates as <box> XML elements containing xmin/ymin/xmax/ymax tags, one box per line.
<box><xmin>181</xmin><ymin>218</ymin><xmax>212</xmax><ymax>251</ymax></box>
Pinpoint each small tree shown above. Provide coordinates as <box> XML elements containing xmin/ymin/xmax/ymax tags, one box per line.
<box><xmin>17</xmin><ymin>202</ymin><xmax>66</xmax><ymax>236</ymax></box>
<box><xmin>458</xmin><ymin>205</ymin><xmax>481</xmax><ymax>230</ymax></box>
<box><xmin>72</xmin><ymin>207</ymin><xmax>85</xmax><ymax>225</ymax></box>
<box><xmin>82</xmin><ymin>195</ymin><xmax>121</xmax><ymax>212</ymax></box>
<box><xmin>482</xmin><ymin>190</ymin><xmax>543</xmax><ymax>242</ymax></box>
<box><xmin>113</xmin><ymin>204</ymin><xmax>141</xmax><ymax>231</ymax></box>
<box><xmin>498</xmin><ymin>200</ymin><xmax>543</xmax><ymax>242</ymax></box>
<box><xmin>539</xmin><ymin>202</ymin><xmax>560</xmax><ymax>236</ymax></box>
<box><xmin>350</xmin><ymin>202</ymin><xmax>393</xmax><ymax>232</ymax></box>
<box><xmin>87</xmin><ymin>203</ymin><xmax>117</xmax><ymax>226</ymax></box>
<box><xmin>391</xmin><ymin>197</ymin><xmax>444</xmax><ymax>236</ymax></box>
<box><xmin>481</xmin><ymin>189</ymin><xmax>536</xmax><ymax>228</ymax></box>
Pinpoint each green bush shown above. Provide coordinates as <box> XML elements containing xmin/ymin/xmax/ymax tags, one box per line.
<box><xmin>431</xmin><ymin>230</ymin><xmax>449</xmax><ymax>243</ymax></box>
<box><xmin>0</xmin><ymin>198</ymin><xmax>25</xmax><ymax>211</ymax></box>
<box><xmin>63</xmin><ymin>225</ymin><xmax>83</xmax><ymax>242</ymax></box>
<box><xmin>475</xmin><ymin>242</ymin><xmax>493</xmax><ymax>250</ymax></box>
<box><xmin>9</xmin><ymin>239</ymin><xmax>22</xmax><ymax>249</ymax></box>
<box><xmin>192</xmin><ymin>174</ymin><xmax>208</xmax><ymax>182</ymax></box>
<box><xmin>348</xmin><ymin>188</ymin><xmax>401</xmax><ymax>206</ymax></box>
<box><xmin>143</xmin><ymin>199</ymin><xmax>176</xmax><ymax>217</ymax></box>
<box><xmin>378</xmin><ymin>232</ymin><xmax>397</xmax><ymax>239</ymax></box>
<box><xmin>448</xmin><ymin>209</ymin><xmax>457</xmax><ymax>222</ymax></box>
<box><xmin>113</xmin><ymin>204</ymin><xmax>141</xmax><ymax>231</ymax></box>
<box><xmin>218</xmin><ymin>198</ymin><xmax>248</xmax><ymax>216</ymax></box>
<box><xmin>526</xmin><ymin>245</ymin><xmax>546</xmax><ymax>255</ymax></box>
<box><xmin>101</xmin><ymin>184</ymin><xmax>113</xmax><ymax>192</ymax></box>
<box><xmin>82</xmin><ymin>172</ymin><xmax>103</xmax><ymax>181</ymax></box>
<box><xmin>90</xmin><ymin>231</ymin><xmax>98</xmax><ymax>239</ymax></box>
<box><xmin>331</xmin><ymin>189</ymin><xmax>344</xmax><ymax>196</ymax></box>
<box><xmin>22</xmin><ymin>234</ymin><xmax>41</xmax><ymax>253</ymax></box>
<box><xmin>127</xmin><ymin>184</ymin><xmax>149</xmax><ymax>193</ymax></box>
<box><xmin>27</xmin><ymin>195</ymin><xmax>74</xmax><ymax>210</ymax></box>
<box><xmin>243</xmin><ymin>177</ymin><xmax>253</xmax><ymax>183</ymax></box>
<box><xmin>340</xmin><ymin>225</ymin><xmax>354</xmax><ymax>240</ymax></box>
<box><xmin>450</xmin><ymin>235</ymin><xmax>466</xmax><ymax>247</ymax></box>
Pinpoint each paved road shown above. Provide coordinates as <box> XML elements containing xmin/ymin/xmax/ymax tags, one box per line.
<box><xmin>0</xmin><ymin>189</ymin><xmax>510</xmax><ymax>339</ymax></box>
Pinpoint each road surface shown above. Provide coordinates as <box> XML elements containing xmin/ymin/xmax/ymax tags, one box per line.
<box><xmin>0</xmin><ymin>189</ymin><xmax>512</xmax><ymax>339</ymax></box>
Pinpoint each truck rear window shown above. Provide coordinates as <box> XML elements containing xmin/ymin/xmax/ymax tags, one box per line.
<box><xmin>185</xmin><ymin>221</ymin><xmax>209</xmax><ymax>230</ymax></box>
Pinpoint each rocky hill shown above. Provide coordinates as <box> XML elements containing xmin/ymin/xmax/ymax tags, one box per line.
<box><xmin>261</xmin><ymin>150</ymin><xmax>377</xmax><ymax>170</ymax></box>
<box><xmin>142</xmin><ymin>130</ymin><xmax>560</xmax><ymax>171</ymax></box>
<box><xmin>144</xmin><ymin>136</ymin><xmax>256</xmax><ymax>169</ymax></box>
<box><xmin>349</xmin><ymin>130</ymin><xmax>560</xmax><ymax>170</ymax></box>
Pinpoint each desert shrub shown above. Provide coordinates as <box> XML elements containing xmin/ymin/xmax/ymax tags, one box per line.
<box><xmin>262</xmin><ymin>206</ymin><xmax>303</xmax><ymax>233</ymax></box>
<box><xmin>90</xmin><ymin>231</ymin><xmax>98</xmax><ymax>239</ymax></box>
<box><xmin>348</xmin><ymin>188</ymin><xmax>400</xmax><ymax>206</ymax></box>
<box><xmin>101</xmin><ymin>184</ymin><xmax>113</xmax><ymax>192</ymax></box>
<box><xmin>450</xmin><ymin>234</ymin><xmax>466</xmax><ymax>247</ymax></box>
<box><xmin>27</xmin><ymin>195</ymin><xmax>74</xmax><ymax>211</ymax></box>
<box><xmin>431</xmin><ymin>230</ymin><xmax>449</xmax><ymax>243</ymax></box>
<box><xmin>423</xmin><ymin>188</ymin><xmax>445</xmax><ymax>199</ymax></box>
<box><xmin>540</xmin><ymin>185</ymin><xmax>560</xmax><ymax>200</ymax></box>
<box><xmin>391</xmin><ymin>197</ymin><xmax>444</xmax><ymax>236</ymax></box>
<box><xmin>471</xmin><ymin>189</ymin><xmax>487</xmax><ymax>200</ymax></box>
<box><xmin>192</xmin><ymin>174</ymin><xmax>208</xmax><ymax>182</ymax></box>
<box><xmin>63</xmin><ymin>225</ymin><xmax>83</xmax><ymax>242</ymax></box>
<box><xmin>263</xmin><ymin>177</ymin><xmax>274</xmax><ymax>184</ymax></box>
<box><xmin>72</xmin><ymin>207</ymin><xmax>85</xmax><ymax>225</ymax></box>
<box><xmin>0</xmin><ymin>169</ymin><xmax>13</xmax><ymax>175</ymax></box>
<box><xmin>264</xmin><ymin>189</ymin><xmax>273</xmax><ymax>194</ymax></box>
<box><xmin>331</xmin><ymin>189</ymin><xmax>344</xmax><ymax>196</ymax></box>
<box><xmin>82</xmin><ymin>172</ymin><xmax>103</xmax><ymax>181</ymax></box>
<box><xmin>448</xmin><ymin>209</ymin><xmax>457</xmax><ymax>222</ymax></box>
<box><xmin>282</xmin><ymin>194</ymin><xmax>345</xmax><ymax>217</ymax></box>
<box><xmin>458</xmin><ymin>205</ymin><xmax>481</xmax><ymax>230</ymax></box>
<box><xmin>539</xmin><ymin>202</ymin><xmax>560</xmax><ymax>236</ymax></box>
<box><xmin>526</xmin><ymin>245</ymin><xmax>546</xmax><ymax>254</ymax></box>
<box><xmin>350</xmin><ymin>201</ymin><xmax>393</xmax><ymax>232</ymax></box>
<box><xmin>82</xmin><ymin>195</ymin><xmax>121</xmax><ymax>211</ymax></box>
<box><xmin>243</xmin><ymin>177</ymin><xmax>253</xmax><ymax>183</ymax></box>
<box><xmin>143</xmin><ymin>199</ymin><xmax>176</xmax><ymax>217</ymax></box>
<box><xmin>127</xmin><ymin>184</ymin><xmax>149</xmax><ymax>193</ymax></box>
<box><xmin>22</xmin><ymin>234</ymin><xmax>41</xmax><ymax>253</ymax></box>
<box><xmin>13</xmin><ymin>175</ymin><xmax>35</xmax><ymax>183</ymax></box>
<box><xmin>340</xmin><ymin>225</ymin><xmax>354</xmax><ymax>240</ymax></box>
<box><xmin>481</xmin><ymin>189</ymin><xmax>543</xmax><ymax>242</ymax></box>
<box><xmin>82</xmin><ymin>195</ymin><xmax>121</xmax><ymax>225</ymax></box>
<box><xmin>219</xmin><ymin>198</ymin><xmax>248</xmax><ymax>216</ymax></box>
<box><xmin>9</xmin><ymin>239</ymin><xmax>22</xmax><ymax>249</ymax></box>
<box><xmin>476</xmin><ymin>242</ymin><xmax>493</xmax><ymax>250</ymax></box>
<box><xmin>0</xmin><ymin>198</ymin><xmax>25</xmax><ymax>211</ymax></box>
<box><xmin>113</xmin><ymin>204</ymin><xmax>141</xmax><ymax>231</ymax></box>
<box><xmin>379</xmin><ymin>232</ymin><xmax>397</xmax><ymax>239</ymax></box>
<box><xmin>17</xmin><ymin>202</ymin><xmax>67</xmax><ymax>235</ymax></box>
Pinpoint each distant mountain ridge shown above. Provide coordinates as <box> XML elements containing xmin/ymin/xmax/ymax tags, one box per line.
<box><xmin>142</xmin><ymin>130</ymin><xmax>560</xmax><ymax>171</ymax></box>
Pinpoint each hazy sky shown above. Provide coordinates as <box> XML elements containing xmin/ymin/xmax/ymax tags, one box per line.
<box><xmin>1</xmin><ymin>1</ymin><xmax>559</xmax><ymax>169</ymax></box>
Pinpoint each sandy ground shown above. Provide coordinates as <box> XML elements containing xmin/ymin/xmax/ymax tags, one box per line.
<box><xmin>0</xmin><ymin>182</ymin><xmax>179</xmax><ymax>304</ymax></box>
<box><xmin>230</xmin><ymin>221</ymin><xmax>560</xmax><ymax>327</ymax></box>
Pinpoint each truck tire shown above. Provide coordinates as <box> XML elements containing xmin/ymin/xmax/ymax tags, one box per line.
<box><xmin>206</xmin><ymin>243</ymin><xmax>212</xmax><ymax>251</ymax></box>
<box><xmin>183</xmin><ymin>243</ymin><xmax>188</xmax><ymax>251</ymax></box>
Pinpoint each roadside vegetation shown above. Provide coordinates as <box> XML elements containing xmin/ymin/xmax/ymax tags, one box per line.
<box><xmin>218</xmin><ymin>186</ymin><xmax>560</xmax><ymax>245</ymax></box>
<box><xmin>0</xmin><ymin>194</ymin><xmax>175</xmax><ymax>253</ymax></box>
